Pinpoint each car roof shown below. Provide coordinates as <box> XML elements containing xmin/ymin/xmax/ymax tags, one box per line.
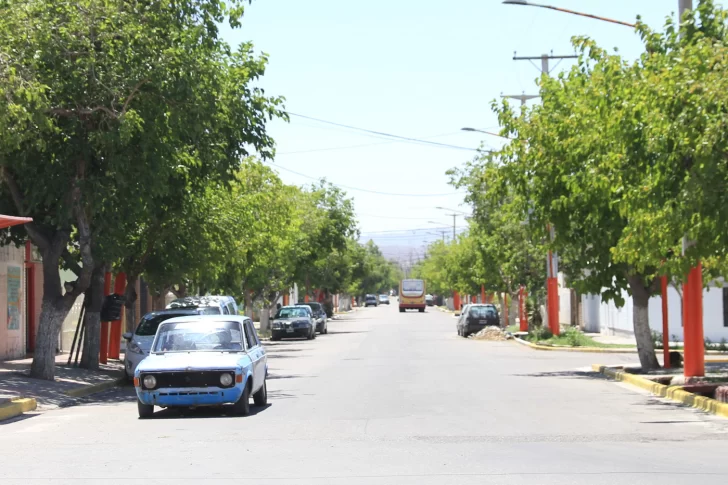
<box><xmin>167</xmin><ymin>296</ymin><xmax>233</xmax><ymax>308</ymax></box>
<box><xmin>142</xmin><ymin>308</ymin><xmax>202</xmax><ymax>318</ymax></box>
<box><xmin>158</xmin><ymin>315</ymin><xmax>250</xmax><ymax>325</ymax></box>
<box><xmin>298</xmin><ymin>302</ymin><xmax>320</xmax><ymax>307</ymax></box>
<box><xmin>281</xmin><ymin>305</ymin><xmax>307</xmax><ymax>309</ymax></box>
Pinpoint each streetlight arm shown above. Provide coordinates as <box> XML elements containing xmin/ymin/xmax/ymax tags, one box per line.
<box><xmin>502</xmin><ymin>1</ymin><xmax>636</xmax><ymax>28</ymax></box>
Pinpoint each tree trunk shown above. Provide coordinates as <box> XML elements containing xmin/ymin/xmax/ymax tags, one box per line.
<box><xmin>627</xmin><ymin>274</ymin><xmax>660</xmax><ymax>370</ymax></box>
<box><xmin>81</xmin><ymin>263</ymin><xmax>106</xmax><ymax>370</ymax></box>
<box><xmin>245</xmin><ymin>290</ymin><xmax>254</xmax><ymax>319</ymax></box>
<box><xmin>152</xmin><ymin>288</ymin><xmax>168</xmax><ymax>311</ymax></box>
<box><xmin>29</xmin><ymin>238</ymin><xmax>75</xmax><ymax>380</ymax></box>
<box><xmin>124</xmin><ymin>274</ymin><xmax>138</xmax><ymax>334</ymax></box>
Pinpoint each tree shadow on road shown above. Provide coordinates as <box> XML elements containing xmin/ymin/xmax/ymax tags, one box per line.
<box><xmin>511</xmin><ymin>370</ymin><xmax>605</xmax><ymax>379</ymax></box>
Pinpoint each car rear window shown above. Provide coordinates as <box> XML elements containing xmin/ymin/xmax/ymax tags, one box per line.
<box><xmin>469</xmin><ymin>306</ymin><xmax>498</xmax><ymax>318</ymax></box>
<box><xmin>136</xmin><ymin>314</ymin><xmax>189</xmax><ymax>336</ymax></box>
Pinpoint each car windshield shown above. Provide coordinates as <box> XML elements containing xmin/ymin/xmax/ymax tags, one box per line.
<box><xmin>470</xmin><ymin>306</ymin><xmax>498</xmax><ymax>318</ymax></box>
<box><xmin>303</xmin><ymin>303</ymin><xmax>321</xmax><ymax>311</ymax></box>
<box><xmin>152</xmin><ymin>320</ymin><xmax>243</xmax><ymax>353</ymax></box>
<box><xmin>276</xmin><ymin>308</ymin><xmax>309</xmax><ymax>318</ymax></box>
<box><xmin>135</xmin><ymin>313</ymin><xmax>192</xmax><ymax>336</ymax></box>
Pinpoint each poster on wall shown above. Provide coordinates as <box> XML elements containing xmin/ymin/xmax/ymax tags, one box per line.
<box><xmin>7</xmin><ymin>265</ymin><xmax>20</xmax><ymax>330</ymax></box>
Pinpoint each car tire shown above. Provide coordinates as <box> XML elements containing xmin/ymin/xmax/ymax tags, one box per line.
<box><xmin>137</xmin><ymin>400</ymin><xmax>154</xmax><ymax>419</ymax></box>
<box><xmin>271</xmin><ymin>335</ymin><xmax>281</xmax><ymax>342</ymax></box>
<box><xmin>399</xmin><ymin>308</ymin><xmax>405</xmax><ymax>313</ymax></box>
<box><xmin>419</xmin><ymin>308</ymin><xmax>425</xmax><ymax>313</ymax></box>
<box><xmin>253</xmin><ymin>379</ymin><xmax>267</xmax><ymax>406</ymax></box>
<box><xmin>324</xmin><ymin>324</ymin><xmax>328</xmax><ymax>334</ymax></box>
<box><xmin>312</xmin><ymin>329</ymin><xmax>317</xmax><ymax>339</ymax></box>
<box><xmin>234</xmin><ymin>382</ymin><xmax>251</xmax><ymax>416</ymax></box>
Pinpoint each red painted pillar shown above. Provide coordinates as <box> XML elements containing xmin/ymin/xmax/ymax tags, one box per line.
<box><xmin>304</xmin><ymin>293</ymin><xmax>310</xmax><ymax>303</ymax></box>
<box><xmin>471</xmin><ymin>295</ymin><xmax>476</xmax><ymax>304</ymax></box>
<box><xmin>661</xmin><ymin>276</ymin><xmax>670</xmax><ymax>369</ymax></box>
<box><xmin>519</xmin><ymin>286</ymin><xmax>528</xmax><ymax>332</ymax></box>
<box><xmin>108</xmin><ymin>273</ymin><xmax>126</xmax><ymax>360</ymax></box>
<box><xmin>547</xmin><ymin>277</ymin><xmax>559</xmax><ymax>335</ymax></box>
<box><xmin>283</xmin><ymin>293</ymin><xmax>289</xmax><ymax>306</ymax></box>
<box><xmin>453</xmin><ymin>291</ymin><xmax>460</xmax><ymax>312</ymax></box>
<box><xmin>480</xmin><ymin>285</ymin><xmax>485</xmax><ymax>303</ymax></box>
<box><xmin>100</xmin><ymin>272</ymin><xmax>112</xmax><ymax>364</ymax></box>
<box><xmin>683</xmin><ymin>263</ymin><xmax>704</xmax><ymax>377</ymax></box>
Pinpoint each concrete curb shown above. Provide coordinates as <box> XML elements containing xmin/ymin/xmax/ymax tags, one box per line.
<box><xmin>513</xmin><ymin>336</ymin><xmax>638</xmax><ymax>353</ymax></box>
<box><xmin>0</xmin><ymin>397</ymin><xmax>37</xmax><ymax>421</ymax></box>
<box><xmin>63</xmin><ymin>375</ymin><xmax>127</xmax><ymax>398</ymax></box>
<box><xmin>592</xmin><ymin>364</ymin><xmax>728</xmax><ymax>419</ymax></box>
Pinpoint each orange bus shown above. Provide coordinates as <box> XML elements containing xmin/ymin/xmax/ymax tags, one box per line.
<box><xmin>399</xmin><ymin>279</ymin><xmax>426</xmax><ymax>313</ymax></box>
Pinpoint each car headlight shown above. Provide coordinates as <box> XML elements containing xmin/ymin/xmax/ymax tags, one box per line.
<box><xmin>142</xmin><ymin>375</ymin><xmax>157</xmax><ymax>389</ymax></box>
<box><xmin>219</xmin><ymin>373</ymin><xmax>233</xmax><ymax>387</ymax></box>
<box><xmin>128</xmin><ymin>341</ymin><xmax>144</xmax><ymax>354</ymax></box>
<box><xmin>272</xmin><ymin>321</ymin><xmax>281</xmax><ymax>329</ymax></box>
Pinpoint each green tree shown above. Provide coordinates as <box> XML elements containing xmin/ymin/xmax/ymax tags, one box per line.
<box><xmin>0</xmin><ymin>0</ymin><xmax>283</xmax><ymax>378</ymax></box>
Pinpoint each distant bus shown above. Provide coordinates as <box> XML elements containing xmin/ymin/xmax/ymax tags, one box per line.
<box><xmin>399</xmin><ymin>279</ymin><xmax>426</xmax><ymax>313</ymax></box>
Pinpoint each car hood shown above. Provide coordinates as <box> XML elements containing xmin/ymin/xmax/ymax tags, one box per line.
<box><xmin>273</xmin><ymin>317</ymin><xmax>310</xmax><ymax>323</ymax></box>
<box><xmin>136</xmin><ymin>351</ymin><xmax>245</xmax><ymax>373</ymax></box>
<box><xmin>130</xmin><ymin>335</ymin><xmax>155</xmax><ymax>352</ymax></box>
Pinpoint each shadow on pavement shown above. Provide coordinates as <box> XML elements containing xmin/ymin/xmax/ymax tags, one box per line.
<box><xmin>512</xmin><ymin>370</ymin><xmax>604</xmax><ymax>379</ymax></box>
<box><xmin>146</xmin><ymin>403</ymin><xmax>272</xmax><ymax>420</ymax></box>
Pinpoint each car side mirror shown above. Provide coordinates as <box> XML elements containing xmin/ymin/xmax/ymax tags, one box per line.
<box><xmin>122</xmin><ymin>332</ymin><xmax>133</xmax><ymax>341</ymax></box>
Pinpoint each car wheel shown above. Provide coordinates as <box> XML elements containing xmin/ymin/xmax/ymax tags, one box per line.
<box><xmin>312</xmin><ymin>328</ymin><xmax>317</xmax><ymax>339</ymax></box>
<box><xmin>419</xmin><ymin>308</ymin><xmax>425</xmax><ymax>313</ymax></box>
<box><xmin>324</xmin><ymin>324</ymin><xmax>328</xmax><ymax>334</ymax></box>
<box><xmin>137</xmin><ymin>399</ymin><xmax>154</xmax><ymax>419</ymax></box>
<box><xmin>234</xmin><ymin>382</ymin><xmax>251</xmax><ymax>416</ymax></box>
<box><xmin>399</xmin><ymin>308</ymin><xmax>405</xmax><ymax>313</ymax></box>
<box><xmin>271</xmin><ymin>335</ymin><xmax>281</xmax><ymax>342</ymax></box>
<box><xmin>253</xmin><ymin>379</ymin><xmax>267</xmax><ymax>406</ymax></box>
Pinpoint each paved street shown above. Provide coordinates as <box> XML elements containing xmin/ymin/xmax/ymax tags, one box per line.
<box><xmin>2</xmin><ymin>306</ymin><xmax>728</xmax><ymax>484</ymax></box>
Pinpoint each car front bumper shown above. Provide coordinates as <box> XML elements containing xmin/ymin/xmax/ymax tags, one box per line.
<box><xmin>136</xmin><ymin>385</ymin><xmax>243</xmax><ymax>407</ymax></box>
<box><xmin>272</xmin><ymin>326</ymin><xmax>311</xmax><ymax>338</ymax></box>
<box><xmin>315</xmin><ymin>320</ymin><xmax>326</xmax><ymax>332</ymax></box>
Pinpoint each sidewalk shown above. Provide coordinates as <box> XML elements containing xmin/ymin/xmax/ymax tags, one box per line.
<box><xmin>0</xmin><ymin>353</ymin><xmax>125</xmax><ymax>411</ymax></box>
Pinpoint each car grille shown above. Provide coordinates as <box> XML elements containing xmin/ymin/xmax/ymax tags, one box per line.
<box><xmin>141</xmin><ymin>371</ymin><xmax>234</xmax><ymax>390</ymax></box>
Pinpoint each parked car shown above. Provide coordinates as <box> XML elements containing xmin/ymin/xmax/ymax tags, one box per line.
<box><xmin>457</xmin><ymin>304</ymin><xmax>500</xmax><ymax>338</ymax></box>
<box><xmin>123</xmin><ymin>308</ymin><xmax>213</xmax><ymax>378</ymax></box>
<box><xmin>378</xmin><ymin>294</ymin><xmax>390</xmax><ymax>305</ymax></box>
<box><xmin>271</xmin><ymin>306</ymin><xmax>316</xmax><ymax>341</ymax></box>
<box><xmin>299</xmin><ymin>302</ymin><xmax>328</xmax><ymax>334</ymax></box>
<box><xmin>425</xmin><ymin>294</ymin><xmax>434</xmax><ymax>306</ymax></box>
<box><xmin>364</xmin><ymin>294</ymin><xmax>378</xmax><ymax>307</ymax></box>
<box><xmin>134</xmin><ymin>315</ymin><xmax>267</xmax><ymax>418</ymax></box>
<box><xmin>166</xmin><ymin>295</ymin><xmax>239</xmax><ymax>315</ymax></box>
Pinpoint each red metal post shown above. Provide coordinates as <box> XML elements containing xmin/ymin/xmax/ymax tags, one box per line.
<box><xmin>683</xmin><ymin>263</ymin><xmax>705</xmax><ymax>377</ymax></box>
<box><xmin>304</xmin><ymin>293</ymin><xmax>310</xmax><ymax>303</ymax></box>
<box><xmin>661</xmin><ymin>276</ymin><xmax>670</xmax><ymax>369</ymax></box>
<box><xmin>100</xmin><ymin>272</ymin><xmax>112</xmax><ymax>364</ymax></box>
<box><xmin>108</xmin><ymin>273</ymin><xmax>126</xmax><ymax>360</ymax></box>
<box><xmin>453</xmin><ymin>291</ymin><xmax>461</xmax><ymax>312</ymax></box>
<box><xmin>480</xmin><ymin>285</ymin><xmax>485</xmax><ymax>303</ymax></box>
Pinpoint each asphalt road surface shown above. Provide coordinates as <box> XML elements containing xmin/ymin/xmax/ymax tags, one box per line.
<box><xmin>2</xmin><ymin>304</ymin><xmax>728</xmax><ymax>484</ymax></box>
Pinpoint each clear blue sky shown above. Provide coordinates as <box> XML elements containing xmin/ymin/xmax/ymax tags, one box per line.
<box><xmin>221</xmin><ymin>0</ymin><xmax>719</xmax><ymax>261</ymax></box>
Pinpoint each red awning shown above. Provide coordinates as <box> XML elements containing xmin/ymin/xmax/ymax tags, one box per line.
<box><xmin>0</xmin><ymin>215</ymin><xmax>32</xmax><ymax>229</ymax></box>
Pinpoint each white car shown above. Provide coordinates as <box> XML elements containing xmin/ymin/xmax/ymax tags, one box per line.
<box><xmin>166</xmin><ymin>295</ymin><xmax>239</xmax><ymax>315</ymax></box>
<box><xmin>123</xmin><ymin>308</ymin><xmax>212</xmax><ymax>378</ymax></box>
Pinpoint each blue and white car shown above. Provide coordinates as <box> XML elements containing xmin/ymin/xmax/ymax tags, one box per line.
<box><xmin>134</xmin><ymin>315</ymin><xmax>267</xmax><ymax>418</ymax></box>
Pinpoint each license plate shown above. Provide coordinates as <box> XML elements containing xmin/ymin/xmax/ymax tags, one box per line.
<box><xmin>286</xmin><ymin>328</ymin><xmax>294</xmax><ymax>333</ymax></box>
<box><xmin>479</xmin><ymin>320</ymin><xmax>487</xmax><ymax>324</ymax></box>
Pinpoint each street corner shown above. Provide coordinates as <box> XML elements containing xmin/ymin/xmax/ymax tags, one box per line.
<box><xmin>0</xmin><ymin>397</ymin><xmax>37</xmax><ymax>422</ymax></box>
<box><xmin>63</xmin><ymin>375</ymin><xmax>127</xmax><ymax>399</ymax></box>
<box><xmin>593</xmin><ymin>364</ymin><xmax>728</xmax><ymax>419</ymax></box>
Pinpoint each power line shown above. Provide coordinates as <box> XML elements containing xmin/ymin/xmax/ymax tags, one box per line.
<box><xmin>357</xmin><ymin>213</ymin><xmax>441</xmax><ymax>221</ymax></box>
<box><xmin>266</xmin><ymin>162</ymin><xmax>462</xmax><ymax>197</ymax></box>
<box><xmin>277</xmin><ymin>132</ymin><xmax>466</xmax><ymax>156</ymax></box>
<box><xmin>359</xmin><ymin>226</ymin><xmax>453</xmax><ymax>234</ymax></box>
<box><xmin>287</xmin><ymin>112</ymin><xmax>482</xmax><ymax>153</ymax></box>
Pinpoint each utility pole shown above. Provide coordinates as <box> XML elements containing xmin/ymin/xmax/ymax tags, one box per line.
<box><xmin>511</xmin><ymin>52</ymin><xmax>576</xmax><ymax>336</ymax></box>
<box><xmin>501</xmin><ymin>94</ymin><xmax>539</xmax><ymax>106</ymax></box>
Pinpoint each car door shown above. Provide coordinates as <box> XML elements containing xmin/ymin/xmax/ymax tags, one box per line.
<box><xmin>243</xmin><ymin>319</ymin><xmax>265</xmax><ymax>390</ymax></box>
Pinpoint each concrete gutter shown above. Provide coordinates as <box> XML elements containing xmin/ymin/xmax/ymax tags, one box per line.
<box><xmin>513</xmin><ymin>336</ymin><xmax>638</xmax><ymax>353</ymax></box>
<box><xmin>593</xmin><ymin>364</ymin><xmax>728</xmax><ymax>419</ymax></box>
<box><xmin>0</xmin><ymin>397</ymin><xmax>37</xmax><ymax>422</ymax></box>
<box><xmin>63</xmin><ymin>376</ymin><xmax>127</xmax><ymax>399</ymax></box>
